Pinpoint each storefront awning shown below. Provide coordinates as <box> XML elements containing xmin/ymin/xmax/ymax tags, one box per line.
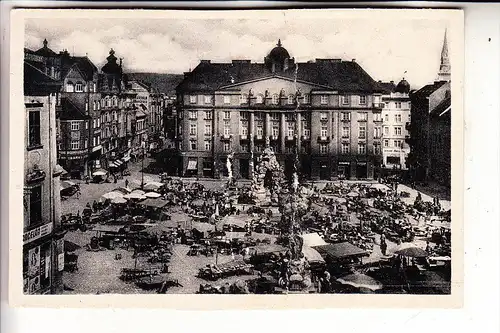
<box><xmin>187</xmin><ymin>160</ymin><xmax>197</xmax><ymax>170</ymax></box>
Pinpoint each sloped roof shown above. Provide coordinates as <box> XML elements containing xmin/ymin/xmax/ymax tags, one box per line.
<box><xmin>61</xmin><ymin>56</ymin><xmax>98</xmax><ymax>82</ymax></box>
<box><xmin>430</xmin><ymin>97</ymin><xmax>451</xmax><ymax>118</ymax></box>
<box><xmin>313</xmin><ymin>242</ymin><xmax>368</xmax><ymax>259</ymax></box>
<box><xmin>377</xmin><ymin>81</ymin><xmax>396</xmax><ymax>94</ymax></box>
<box><xmin>59</xmin><ymin>98</ymin><xmax>91</xmax><ymax>120</ymax></box>
<box><xmin>177</xmin><ymin>60</ymin><xmax>383</xmax><ymax>93</ymax></box>
<box><xmin>24</xmin><ymin>61</ymin><xmax>61</xmax><ymax>96</ymax></box>
<box><xmin>127</xmin><ymin>73</ymin><xmax>184</xmax><ymax>96</ymax></box>
<box><xmin>411</xmin><ymin>81</ymin><xmax>447</xmax><ymax>102</ymax></box>
<box><xmin>34</xmin><ymin>45</ymin><xmax>57</xmax><ymax>57</ymax></box>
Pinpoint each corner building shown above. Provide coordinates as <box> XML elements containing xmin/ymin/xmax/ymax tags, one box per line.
<box><xmin>176</xmin><ymin>41</ymin><xmax>384</xmax><ymax>180</ymax></box>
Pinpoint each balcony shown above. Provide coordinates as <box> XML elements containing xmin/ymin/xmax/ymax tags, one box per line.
<box><xmin>269</xmin><ymin>135</ymin><xmax>279</xmax><ymax>141</ymax></box>
<box><xmin>301</xmin><ymin>135</ymin><xmax>310</xmax><ymax>141</ymax></box>
<box><xmin>285</xmin><ymin>135</ymin><xmax>296</xmax><ymax>142</ymax></box>
<box><xmin>239</xmin><ymin>134</ymin><xmax>249</xmax><ymax>141</ymax></box>
<box><xmin>254</xmin><ymin>135</ymin><xmax>264</xmax><ymax>141</ymax></box>
<box><xmin>340</xmin><ymin>118</ymin><xmax>351</xmax><ymax>122</ymax></box>
<box><xmin>221</xmin><ymin>134</ymin><xmax>232</xmax><ymax>141</ymax></box>
<box><xmin>26</xmin><ymin>167</ymin><xmax>46</xmax><ymax>184</ymax></box>
<box><xmin>373</xmin><ymin>102</ymin><xmax>384</xmax><ymax>108</ymax></box>
<box><xmin>317</xmin><ymin>136</ymin><xmax>330</xmax><ymax>142</ymax></box>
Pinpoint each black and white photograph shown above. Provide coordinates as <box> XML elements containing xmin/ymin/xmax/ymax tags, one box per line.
<box><xmin>15</xmin><ymin>8</ymin><xmax>462</xmax><ymax>300</ymax></box>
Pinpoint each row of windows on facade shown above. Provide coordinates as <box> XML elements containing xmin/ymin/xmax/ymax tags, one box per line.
<box><xmin>65</xmin><ymin>81</ymin><xmax>97</xmax><ymax>93</ymax></box>
<box><xmin>188</xmin><ymin>94</ymin><xmax>370</xmax><ymax>106</ymax></box>
<box><xmin>186</xmin><ymin>110</ymin><xmax>408</xmax><ymax>123</ymax></box>
<box><xmin>186</xmin><ymin>122</ymin><xmax>383</xmax><ymax>139</ymax></box>
<box><xmin>187</xmin><ymin>140</ymin><xmax>381</xmax><ymax>155</ymax></box>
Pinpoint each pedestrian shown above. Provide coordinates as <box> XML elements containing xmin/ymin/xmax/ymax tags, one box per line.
<box><xmin>125</xmin><ymin>179</ymin><xmax>129</xmax><ymax>188</ymax></box>
<box><xmin>380</xmin><ymin>240</ymin><xmax>387</xmax><ymax>256</ymax></box>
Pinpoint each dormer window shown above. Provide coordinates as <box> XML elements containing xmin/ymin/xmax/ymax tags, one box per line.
<box><xmin>256</xmin><ymin>94</ymin><xmax>264</xmax><ymax>104</ymax></box>
<box><xmin>272</xmin><ymin>94</ymin><xmax>279</xmax><ymax>105</ymax></box>
<box><xmin>240</xmin><ymin>94</ymin><xmax>248</xmax><ymax>105</ymax></box>
<box><xmin>189</xmin><ymin>95</ymin><xmax>197</xmax><ymax>104</ymax></box>
<box><xmin>66</xmin><ymin>81</ymin><xmax>74</xmax><ymax>92</ymax></box>
<box><xmin>287</xmin><ymin>95</ymin><xmax>294</xmax><ymax>105</ymax></box>
<box><xmin>223</xmin><ymin>96</ymin><xmax>231</xmax><ymax>104</ymax></box>
<box><xmin>303</xmin><ymin>94</ymin><xmax>310</xmax><ymax>104</ymax></box>
<box><xmin>320</xmin><ymin>95</ymin><xmax>328</xmax><ymax>105</ymax></box>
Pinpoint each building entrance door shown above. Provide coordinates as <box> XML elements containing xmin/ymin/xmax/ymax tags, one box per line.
<box><xmin>239</xmin><ymin>159</ymin><xmax>249</xmax><ymax>179</ymax></box>
<box><xmin>338</xmin><ymin>163</ymin><xmax>351</xmax><ymax>180</ymax></box>
<box><xmin>356</xmin><ymin>163</ymin><xmax>368</xmax><ymax>179</ymax></box>
<box><xmin>319</xmin><ymin>164</ymin><xmax>329</xmax><ymax>180</ymax></box>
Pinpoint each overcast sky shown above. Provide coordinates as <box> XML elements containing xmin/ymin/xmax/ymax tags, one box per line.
<box><xmin>25</xmin><ymin>15</ymin><xmax>451</xmax><ymax>89</ymax></box>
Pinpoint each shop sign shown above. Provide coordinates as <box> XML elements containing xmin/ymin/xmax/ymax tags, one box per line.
<box><xmin>58</xmin><ymin>253</ymin><xmax>65</xmax><ymax>272</ymax></box>
<box><xmin>338</xmin><ymin>162</ymin><xmax>350</xmax><ymax>165</ymax></box>
<box><xmin>23</xmin><ymin>223</ymin><xmax>53</xmax><ymax>245</ymax></box>
<box><xmin>357</xmin><ymin>162</ymin><xmax>367</xmax><ymax>166</ymax></box>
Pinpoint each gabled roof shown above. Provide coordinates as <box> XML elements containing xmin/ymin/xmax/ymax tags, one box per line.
<box><xmin>177</xmin><ymin>59</ymin><xmax>383</xmax><ymax>93</ymax></box>
<box><xmin>430</xmin><ymin>97</ymin><xmax>451</xmax><ymax>118</ymax></box>
<box><xmin>411</xmin><ymin>81</ymin><xmax>447</xmax><ymax>102</ymax></box>
<box><xmin>377</xmin><ymin>81</ymin><xmax>396</xmax><ymax>94</ymax></box>
<box><xmin>61</xmin><ymin>56</ymin><xmax>98</xmax><ymax>82</ymax></box>
<box><xmin>59</xmin><ymin>98</ymin><xmax>91</xmax><ymax>120</ymax></box>
<box><xmin>24</xmin><ymin>61</ymin><xmax>62</xmax><ymax>96</ymax></box>
<box><xmin>34</xmin><ymin>45</ymin><xmax>57</xmax><ymax>57</ymax></box>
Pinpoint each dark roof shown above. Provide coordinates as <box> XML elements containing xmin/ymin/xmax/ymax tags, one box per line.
<box><xmin>127</xmin><ymin>73</ymin><xmax>187</xmax><ymax>96</ymax></box>
<box><xmin>24</xmin><ymin>61</ymin><xmax>61</xmax><ymax>96</ymax></box>
<box><xmin>411</xmin><ymin>81</ymin><xmax>447</xmax><ymax>102</ymax></box>
<box><xmin>395</xmin><ymin>79</ymin><xmax>410</xmax><ymax>93</ymax></box>
<box><xmin>377</xmin><ymin>81</ymin><xmax>396</xmax><ymax>94</ymax></box>
<box><xmin>177</xmin><ymin>60</ymin><xmax>383</xmax><ymax>93</ymax></box>
<box><xmin>313</xmin><ymin>242</ymin><xmax>368</xmax><ymax>259</ymax></box>
<box><xmin>59</xmin><ymin>98</ymin><xmax>91</xmax><ymax>120</ymax></box>
<box><xmin>34</xmin><ymin>45</ymin><xmax>57</xmax><ymax>57</ymax></box>
<box><xmin>60</xmin><ymin>56</ymin><xmax>98</xmax><ymax>82</ymax></box>
<box><xmin>430</xmin><ymin>97</ymin><xmax>451</xmax><ymax>118</ymax></box>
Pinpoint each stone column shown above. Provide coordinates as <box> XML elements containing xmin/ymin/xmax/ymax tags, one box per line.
<box><xmin>280</xmin><ymin>112</ymin><xmax>286</xmax><ymax>152</ymax></box>
<box><xmin>265</xmin><ymin>112</ymin><xmax>271</xmax><ymax>147</ymax></box>
<box><xmin>249</xmin><ymin>111</ymin><xmax>255</xmax><ymax>152</ymax></box>
<box><xmin>296</xmin><ymin>112</ymin><xmax>302</xmax><ymax>153</ymax></box>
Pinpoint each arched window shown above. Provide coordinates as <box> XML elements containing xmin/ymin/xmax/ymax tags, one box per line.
<box><xmin>239</xmin><ymin>94</ymin><xmax>248</xmax><ymax>104</ymax></box>
<box><xmin>287</xmin><ymin>95</ymin><xmax>294</xmax><ymax>105</ymax></box>
<box><xmin>112</xmin><ymin>97</ymin><xmax>118</xmax><ymax>107</ymax></box>
<box><xmin>256</xmin><ymin>94</ymin><xmax>264</xmax><ymax>104</ymax></box>
<box><xmin>66</xmin><ymin>81</ymin><xmax>74</xmax><ymax>92</ymax></box>
<box><xmin>272</xmin><ymin>94</ymin><xmax>279</xmax><ymax>105</ymax></box>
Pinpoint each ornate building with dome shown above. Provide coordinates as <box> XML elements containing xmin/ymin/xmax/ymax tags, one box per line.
<box><xmin>378</xmin><ymin>78</ymin><xmax>412</xmax><ymax>171</ymax></box>
<box><xmin>174</xmin><ymin>40</ymin><xmax>386</xmax><ymax>180</ymax></box>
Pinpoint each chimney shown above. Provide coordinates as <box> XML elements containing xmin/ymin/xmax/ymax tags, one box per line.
<box><xmin>352</xmin><ymin>59</ymin><xmax>356</xmax><ymax>62</ymax></box>
<box><xmin>390</xmin><ymin>81</ymin><xmax>394</xmax><ymax>84</ymax></box>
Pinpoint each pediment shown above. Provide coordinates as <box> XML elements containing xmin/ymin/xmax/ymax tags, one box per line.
<box><xmin>219</xmin><ymin>76</ymin><xmax>329</xmax><ymax>96</ymax></box>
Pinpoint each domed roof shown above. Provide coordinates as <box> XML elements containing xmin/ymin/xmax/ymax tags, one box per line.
<box><xmin>267</xmin><ymin>39</ymin><xmax>290</xmax><ymax>62</ymax></box>
<box><xmin>395</xmin><ymin>78</ymin><xmax>410</xmax><ymax>93</ymax></box>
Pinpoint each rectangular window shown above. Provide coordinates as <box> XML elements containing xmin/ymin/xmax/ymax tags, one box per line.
<box><xmin>255</xmin><ymin>112</ymin><xmax>264</xmax><ymax>121</ymax></box>
<box><xmin>224</xmin><ymin>124</ymin><xmax>231</xmax><ymax>136</ymax></box>
<box><xmin>342</xmin><ymin>126</ymin><xmax>350</xmax><ymax>138</ymax></box>
<box><xmin>71</xmin><ymin>122</ymin><xmax>79</xmax><ymax>131</ymax></box>
<box><xmin>224</xmin><ymin>111</ymin><xmax>231</xmax><ymax>120</ymax></box>
<box><xmin>287</xmin><ymin>124</ymin><xmax>295</xmax><ymax>137</ymax></box>
<box><xmin>303</xmin><ymin>128</ymin><xmax>311</xmax><ymax>138</ymax></box>
<box><xmin>71</xmin><ymin>140</ymin><xmax>80</xmax><ymax>150</ymax></box>
<box><xmin>358</xmin><ymin>142</ymin><xmax>366</xmax><ymax>154</ymax></box>
<box><xmin>359</xmin><ymin>126</ymin><xmax>366</xmax><ymax>139</ymax></box>
<box><xmin>373</xmin><ymin>113</ymin><xmax>382</xmax><ymax>122</ymax></box>
<box><xmin>240</xmin><ymin>122</ymin><xmax>248</xmax><ymax>136</ymax></box>
<box><xmin>394</xmin><ymin>140</ymin><xmax>403</xmax><ymax>148</ymax></box>
<box><xmin>395</xmin><ymin>114</ymin><xmax>402</xmax><ymax>122</ymax></box>
<box><xmin>272</xmin><ymin>125</ymin><xmax>280</xmax><ymax>137</ymax></box>
<box><xmin>204</xmin><ymin>95</ymin><xmax>212</xmax><ymax>104</ymax></box>
<box><xmin>303</xmin><ymin>94</ymin><xmax>310</xmax><ymax>104</ymax></box>
<box><xmin>394</xmin><ymin>127</ymin><xmax>402</xmax><ymax>135</ymax></box>
<box><xmin>272</xmin><ymin>94</ymin><xmax>279</xmax><ymax>105</ymax></box>
<box><xmin>28</xmin><ymin>111</ymin><xmax>41</xmax><ymax>147</ymax></box>
<box><xmin>256</xmin><ymin>95</ymin><xmax>264</xmax><ymax>104</ymax></box>
<box><xmin>240</xmin><ymin>112</ymin><xmax>249</xmax><ymax>120</ymax></box>
<box><xmin>341</xmin><ymin>95</ymin><xmax>349</xmax><ymax>105</ymax></box>
<box><xmin>189</xmin><ymin>95</ymin><xmax>197</xmax><ymax>104</ymax></box>
<box><xmin>287</xmin><ymin>95</ymin><xmax>294</xmax><ymax>104</ymax></box>
<box><xmin>204</xmin><ymin>140</ymin><xmax>212</xmax><ymax>151</ymax></box>
<box><xmin>223</xmin><ymin>96</ymin><xmax>231</xmax><ymax>104</ymax></box>
<box><xmin>190</xmin><ymin>123</ymin><xmax>197</xmax><ymax>136</ymax></box>
<box><xmin>374</xmin><ymin>127</ymin><xmax>382</xmax><ymax>139</ymax></box>
<box><xmin>85</xmin><ymin>122</ymin><xmax>88</xmax><ymax>130</ymax></box>
<box><xmin>319</xmin><ymin>143</ymin><xmax>328</xmax><ymax>154</ymax></box>
<box><xmin>395</xmin><ymin>102</ymin><xmax>402</xmax><ymax>108</ymax></box>
<box><xmin>190</xmin><ymin>141</ymin><xmax>197</xmax><ymax>150</ymax></box>
<box><xmin>384</xmin><ymin>114</ymin><xmax>389</xmax><ymax>122</ymax></box>
<box><xmin>271</xmin><ymin>113</ymin><xmax>279</xmax><ymax>121</ymax></box>
<box><xmin>384</xmin><ymin>139</ymin><xmax>389</xmax><ymax>147</ymax></box>
<box><xmin>374</xmin><ymin>142</ymin><xmax>381</xmax><ymax>154</ymax></box>
<box><xmin>189</xmin><ymin>111</ymin><xmax>197</xmax><ymax>120</ymax></box>
<box><xmin>320</xmin><ymin>95</ymin><xmax>328</xmax><ymax>105</ymax></box>
<box><xmin>223</xmin><ymin>142</ymin><xmax>231</xmax><ymax>152</ymax></box>
<box><xmin>205</xmin><ymin>111</ymin><xmax>212</xmax><ymax>120</ymax></box>
<box><xmin>75</xmin><ymin>82</ymin><xmax>83</xmax><ymax>92</ymax></box>
<box><xmin>384</xmin><ymin>127</ymin><xmax>389</xmax><ymax>135</ymax></box>
<box><xmin>357</xmin><ymin>112</ymin><xmax>368</xmax><ymax>121</ymax></box>
<box><xmin>359</xmin><ymin>95</ymin><xmax>367</xmax><ymax>104</ymax></box>
<box><xmin>28</xmin><ymin>186</ymin><xmax>42</xmax><ymax>226</ymax></box>
<box><xmin>205</xmin><ymin>123</ymin><xmax>212</xmax><ymax>136</ymax></box>
<box><xmin>256</xmin><ymin>125</ymin><xmax>264</xmax><ymax>137</ymax></box>
<box><xmin>241</xmin><ymin>143</ymin><xmax>249</xmax><ymax>152</ymax></box>
<box><xmin>341</xmin><ymin>142</ymin><xmax>350</xmax><ymax>154</ymax></box>
<box><xmin>84</xmin><ymin>140</ymin><xmax>88</xmax><ymax>149</ymax></box>
<box><xmin>320</xmin><ymin>112</ymin><xmax>328</xmax><ymax>121</ymax></box>
<box><xmin>321</xmin><ymin>126</ymin><xmax>328</xmax><ymax>137</ymax></box>
<box><xmin>341</xmin><ymin>112</ymin><xmax>350</xmax><ymax>121</ymax></box>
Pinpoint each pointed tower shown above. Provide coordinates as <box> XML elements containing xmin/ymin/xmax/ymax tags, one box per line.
<box><xmin>437</xmin><ymin>29</ymin><xmax>451</xmax><ymax>82</ymax></box>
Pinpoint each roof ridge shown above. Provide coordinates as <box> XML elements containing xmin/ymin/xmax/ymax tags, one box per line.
<box><xmin>24</xmin><ymin>61</ymin><xmax>58</xmax><ymax>82</ymax></box>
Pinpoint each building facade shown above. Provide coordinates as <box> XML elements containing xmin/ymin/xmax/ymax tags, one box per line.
<box><xmin>408</xmin><ymin>30</ymin><xmax>451</xmax><ymax>187</ymax></box>
<box><xmin>23</xmin><ymin>61</ymin><xmax>65</xmax><ymax>295</ymax></box>
<box><xmin>175</xmin><ymin>41</ymin><xmax>384</xmax><ymax>180</ymax></box>
<box><xmin>379</xmin><ymin>79</ymin><xmax>411</xmax><ymax>170</ymax></box>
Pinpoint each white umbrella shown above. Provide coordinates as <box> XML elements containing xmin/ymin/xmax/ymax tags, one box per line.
<box><xmin>111</xmin><ymin>197</ymin><xmax>127</xmax><ymax>204</ymax></box>
<box><xmin>124</xmin><ymin>193</ymin><xmax>146</xmax><ymax>200</ymax></box>
<box><xmin>102</xmin><ymin>191</ymin><xmax>124</xmax><ymax>200</ymax></box>
<box><xmin>144</xmin><ymin>181</ymin><xmax>164</xmax><ymax>191</ymax></box>
<box><xmin>132</xmin><ymin>189</ymin><xmax>146</xmax><ymax>195</ymax></box>
<box><xmin>347</xmin><ymin>191</ymin><xmax>360</xmax><ymax>198</ymax></box>
<box><xmin>145</xmin><ymin>192</ymin><xmax>161</xmax><ymax>198</ymax></box>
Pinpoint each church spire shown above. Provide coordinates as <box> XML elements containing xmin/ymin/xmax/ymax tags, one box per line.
<box><xmin>437</xmin><ymin>29</ymin><xmax>451</xmax><ymax>82</ymax></box>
